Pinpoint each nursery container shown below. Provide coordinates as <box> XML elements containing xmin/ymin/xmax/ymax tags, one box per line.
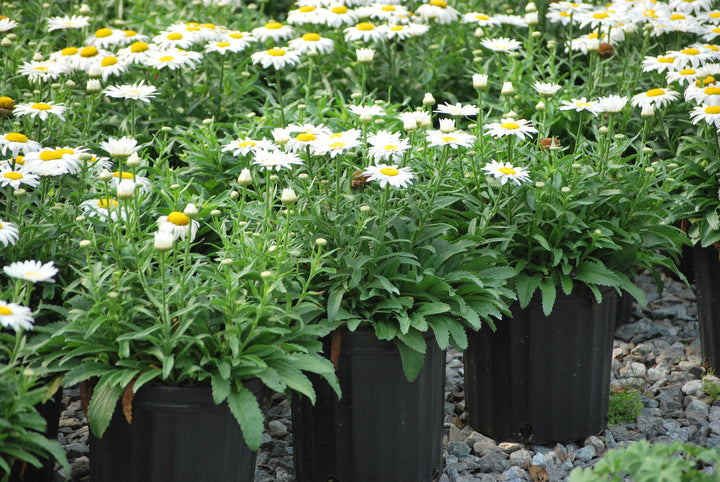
<box><xmin>89</xmin><ymin>385</ymin><xmax>259</xmax><ymax>482</ymax></box>
<box><xmin>291</xmin><ymin>328</ymin><xmax>445</xmax><ymax>482</ymax></box>
<box><xmin>693</xmin><ymin>244</ymin><xmax>720</xmax><ymax>371</ymax></box>
<box><xmin>464</xmin><ymin>287</ymin><xmax>618</xmax><ymax>444</ymax></box>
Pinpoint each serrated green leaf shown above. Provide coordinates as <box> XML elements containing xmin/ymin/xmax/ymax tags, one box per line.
<box><xmin>516</xmin><ymin>274</ymin><xmax>542</xmax><ymax>308</ymax></box>
<box><xmin>87</xmin><ymin>382</ymin><xmax>123</xmax><ymax>438</ymax></box>
<box><xmin>226</xmin><ymin>386</ymin><xmax>264</xmax><ymax>451</ymax></box>
<box><xmin>397</xmin><ymin>340</ymin><xmax>426</xmax><ymax>382</ymax></box>
<box><xmin>211</xmin><ymin>372</ymin><xmax>231</xmax><ymax>404</ymax></box>
<box><xmin>539</xmin><ymin>278</ymin><xmax>557</xmax><ymax>317</ymax></box>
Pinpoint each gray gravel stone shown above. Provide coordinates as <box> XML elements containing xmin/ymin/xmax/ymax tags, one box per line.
<box><xmin>575</xmin><ymin>445</ymin><xmax>596</xmax><ymax>462</ymax></box>
<box><xmin>448</xmin><ymin>441</ymin><xmax>472</xmax><ymax>457</ymax></box>
<box><xmin>682</xmin><ymin>379</ymin><xmax>704</xmax><ymax>396</ymax></box>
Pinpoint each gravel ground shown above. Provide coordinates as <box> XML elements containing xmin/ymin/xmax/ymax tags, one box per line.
<box><xmin>51</xmin><ymin>270</ymin><xmax>717</xmax><ymax>481</ymax></box>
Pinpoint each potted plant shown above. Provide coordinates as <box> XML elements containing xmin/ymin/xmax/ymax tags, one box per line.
<box><xmin>42</xmin><ymin>135</ymin><xmax>339</xmax><ymax>482</ymax></box>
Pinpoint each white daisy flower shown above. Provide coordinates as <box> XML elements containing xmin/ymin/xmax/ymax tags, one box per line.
<box><xmin>484</xmin><ymin>118</ymin><xmax>538</xmax><ymax>139</ymax></box>
<box><xmin>0</xmin><ymin>17</ymin><xmax>18</xmax><ymax>32</ymax></box>
<box><xmin>24</xmin><ymin>147</ymin><xmax>85</xmax><ymax>176</ymax></box>
<box><xmin>287</xmin><ymin>5</ymin><xmax>325</xmax><ymax>25</ymax></box>
<box><xmin>152</xmin><ymin>31</ymin><xmax>197</xmax><ymax>49</ymax></box>
<box><xmin>104</xmin><ymin>81</ymin><xmax>158</xmax><ymax>103</ymax></box>
<box><xmin>288</xmin><ymin>33</ymin><xmax>335</xmax><ymax>54</ymax></box>
<box><xmin>596</xmin><ymin>95</ymin><xmax>629</xmax><ymax>113</ymax></box>
<box><xmin>0</xmin><ymin>301</ymin><xmax>34</xmax><ymax>332</ymax></box>
<box><xmin>143</xmin><ymin>48</ymin><xmax>203</xmax><ymax>71</ymax></box>
<box><xmin>80</xmin><ymin>198</ymin><xmax>125</xmax><ymax>222</ymax></box>
<box><xmin>415</xmin><ymin>0</ymin><xmax>460</xmax><ymax>24</ymax></box>
<box><xmin>222</xmin><ymin>31</ymin><xmax>257</xmax><ymax>50</ymax></box>
<box><xmin>642</xmin><ymin>54</ymin><xmax>678</xmax><ymax>73</ymax></box>
<box><xmin>4</xmin><ymin>260</ymin><xmax>58</xmax><ymax>283</ymax></box>
<box><xmin>367</xmin><ymin>130</ymin><xmax>411</xmax><ymax>162</ymax></box>
<box><xmin>461</xmin><ymin>12</ymin><xmax>501</xmax><ymax>27</ymax></box>
<box><xmin>0</xmin><ymin>133</ymin><xmax>41</xmax><ymax>158</ymax></box>
<box><xmin>95</xmin><ymin>55</ymin><xmax>129</xmax><ymax>81</ymax></box>
<box><xmin>73</xmin><ymin>46</ymin><xmax>113</xmax><ymax>72</ymax></box>
<box><xmin>559</xmin><ymin>97</ymin><xmax>601</xmax><ymax>116</ymax></box>
<box><xmin>117</xmin><ymin>41</ymin><xmax>155</xmax><ymax>64</ymax></box>
<box><xmin>666</xmin><ymin>67</ymin><xmax>704</xmax><ymax>86</ymax></box>
<box><xmin>480</xmin><ymin>37</ymin><xmax>523</xmax><ymax>52</ymax></box>
<box><xmin>434</xmin><ymin>102</ymin><xmax>480</xmax><ymax>116</ymax></box>
<box><xmin>86</xmin><ymin>27</ymin><xmax>127</xmax><ymax>48</ymax></box>
<box><xmin>313</xmin><ymin>129</ymin><xmax>363</xmax><ymax>158</ymax></box>
<box><xmin>533</xmin><ymin>82</ymin><xmax>562</xmax><ymax>96</ymax></box>
<box><xmin>251</xmin><ymin>47</ymin><xmax>302</xmax><ymax>69</ymax></box>
<box><xmin>110</xmin><ymin>171</ymin><xmax>152</xmax><ymax>194</ymax></box>
<box><xmin>46</xmin><ymin>15</ymin><xmax>90</xmax><ymax>31</ymax></box>
<box><xmin>205</xmin><ymin>39</ymin><xmax>249</xmax><ymax>54</ymax></box>
<box><xmin>690</xmin><ymin>104</ymin><xmax>720</xmax><ymax>128</ymax></box>
<box><xmin>630</xmin><ymin>87</ymin><xmax>680</xmax><ymax>109</ymax></box>
<box><xmin>364</xmin><ymin>163</ymin><xmax>415</xmax><ymax>188</ymax></box>
<box><xmin>0</xmin><ymin>165</ymin><xmax>39</xmax><ymax>189</ymax></box>
<box><xmin>100</xmin><ymin>136</ymin><xmax>138</xmax><ymax>157</ymax></box>
<box><xmin>251</xmin><ymin>22</ymin><xmax>295</xmax><ymax>42</ymax></box>
<box><xmin>324</xmin><ymin>4</ymin><xmax>359</xmax><ymax>28</ymax></box>
<box><xmin>482</xmin><ymin>160</ymin><xmax>531</xmax><ymax>185</ymax></box>
<box><xmin>344</xmin><ymin>21</ymin><xmax>386</xmax><ymax>42</ymax></box>
<box><xmin>252</xmin><ymin>148</ymin><xmax>304</xmax><ymax>171</ymax></box>
<box><xmin>426</xmin><ymin>129</ymin><xmax>476</xmax><ymax>149</ymax></box>
<box><xmin>0</xmin><ymin>220</ymin><xmax>19</xmax><ymax>247</ymax></box>
<box><xmin>685</xmin><ymin>84</ymin><xmax>720</xmax><ymax>104</ymax></box>
<box><xmin>667</xmin><ymin>45</ymin><xmax>713</xmax><ymax>68</ymax></box>
<box><xmin>348</xmin><ymin>104</ymin><xmax>385</xmax><ymax>121</ymax></box>
<box><xmin>13</xmin><ymin>101</ymin><xmax>66</xmax><ymax>121</ymax></box>
<box><xmin>17</xmin><ymin>61</ymin><xmax>67</xmax><ymax>83</ymax></box>
<box><xmin>222</xmin><ymin>138</ymin><xmax>277</xmax><ymax>156</ymax></box>
<box><xmin>157</xmin><ymin>211</ymin><xmax>200</xmax><ymax>241</ymax></box>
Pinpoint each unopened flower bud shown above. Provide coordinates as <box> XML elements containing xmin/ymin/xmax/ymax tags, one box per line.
<box><xmin>79</xmin><ymin>4</ymin><xmax>91</xmax><ymax>14</ymax></box>
<box><xmin>13</xmin><ymin>188</ymin><xmax>26</xmax><ymax>197</ymax></box>
<box><xmin>126</xmin><ymin>152</ymin><xmax>141</xmax><ymax>167</ymax></box>
<box><xmin>66</xmin><ymin>79</ymin><xmax>77</xmax><ymax>88</ymax></box>
<box><xmin>526</xmin><ymin>2</ymin><xmax>537</xmax><ymax>12</ymax></box>
<box><xmin>356</xmin><ymin>47</ymin><xmax>374</xmax><ymax>62</ymax></box>
<box><xmin>599</xmin><ymin>126</ymin><xmax>609</xmax><ymax>133</ymax></box>
<box><xmin>32</xmin><ymin>53</ymin><xmax>43</xmax><ymax>61</ymax></box>
<box><xmin>117</xmin><ymin>178</ymin><xmax>136</xmax><ymax>198</ymax></box>
<box><xmin>220</xmin><ymin>258</ymin><xmax>233</xmax><ymax>265</ymax></box>
<box><xmin>154</xmin><ymin>230</ymin><xmax>174</xmax><ymax>251</ymax></box>
<box><xmin>237</xmin><ymin>168</ymin><xmax>252</xmax><ymax>185</ymax></box>
<box><xmin>536</xmin><ymin>101</ymin><xmax>545</xmax><ymax>110</ymax></box>
<box><xmin>281</xmin><ymin>187</ymin><xmax>297</xmax><ymax>203</ymax></box>
<box><xmin>501</xmin><ymin>81</ymin><xmax>515</xmax><ymax>95</ymax></box>
<box><xmin>360</xmin><ymin>205</ymin><xmax>370</xmax><ymax>212</ymax></box>
<box><xmin>473</xmin><ymin>73</ymin><xmax>488</xmax><ymax>89</ymax></box>
<box><xmin>474</xmin><ymin>27</ymin><xmax>484</xmax><ymax>38</ymax></box>
<box><xmin>260</xmin><ymin>270</ymin><xmax>273</xmax><ymax>279</ymax></box>
<box><xmin>183</xmin><ymin>203</ymin><xmax>199</xmax><ymax>218</ymax></box>
<box><xmin>315</xmin><ymin>237</ymin><xmax>327</xmax><ymax>246</ymax></box>
<box><xmin>76</xmin><ymin>215</ymin><xmax>86</xmax><ymax>222</ymax></box>
<box><xmin>402</xmin><ymin>116</ymin><xmax>417</xmax><ymax>131</ymax></box>
<box><xmin>423</xmin><ymin>92</ymin><xmax>435</xmax><ymax>106</ymax></box>
<box><xmin>439</xmin><ymin>118</ymin><xmax>456</xmax><ymax>133</ymax></box>
<box><xmin>88</xmin><ymin>63</ymin><xmax>102</xmax><ymax>78</ymax></box>
<box><xmin>561</xmin><ymin>186</ymin><xmax>571</xmax><ymax>193</ymax></box>
<box><xmin>535</xmin><ymin>181</ymin><xmax>545</xmax><ymax>188</ymax></box>
<box><xmin>210</xmin><ymin>209</ymin><xmax>221</xmax><ymax>216</ymax></box>
<box><xmin>98</xmin><ymin>169</ymin><xmax>112</xmax><ymax>181</ymax></box>
<box><xmin>87</xmin><ymin>79</ymin><xmax>102</xmax><ymax>92</ymax></box>
<box><xmin>230</xmin><ymin>190</ymin><xmax>239</xmax><ymax>199</ymax></box>
<box><xmin>525</xmin><ymin>12</ymin><xmax>538</xmax><ymax>25</ymax></box>
<box><xmin>1</xmin><ymin>38</ymin><xmax>12</xmax><ymax>47</ymax></box>
<box><xmin>79</xmin><ymin>239</ymin><xmax>91</xmax><ymax>248</ymax></box>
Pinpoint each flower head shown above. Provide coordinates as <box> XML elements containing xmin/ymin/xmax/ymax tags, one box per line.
<box><xmin>157</xmin><ymin>211</ymin><xmax>200</xmax><ymax>241</ymax></box>
<box><xmin>13</xmin><ymin>101</ymin><xmax>66</xmax><ymax>121</ymax></box>
<box><xmin>434</xmin><ymin>102</ymin><xmax>480</xmax><ymax>116</ymax></box>
<box><xmin>0</xmin><ymin>301</ymin><xmax>34</xmax><ymax>332</ymax></box>
<box><xmin>364</xmin><ymin>163</ymin><xmax>415</xmax><ymax>188</ymax></box>
<box><xmin>0</xmin><ymin>132</ymin><xmax>41</xmax><ymax>158</ymax></box>
<box><xmin>367</xmin><ymin>130</ymin><xmax>411</xmax><ymax>162</ymax></box>
<box><xmin>250</xmin><ymin>47</ymin><xmax>302</xmax><ymax>69</ymax></box>
<box><xmin>630</xmin><ymin>88</ymin><xmax>680</xmax><ymax>110</ymax></box>
<box><xmin>100</xmin><ymin>136</ymin><xmax>138</xmax><ymax>157</ymax></box>
<box><xmin>104</xmin><ymin>81</ymin><xmax>158</xmax><ymax>103</ymax></box>
<box><xmin>559</xmin><ymin>97</ymin><xmax>601</xmax><ymax>116</ymax></box>
<box><xmin>480</xmin><ymin>37</ymin><xmax>523</xmax><ymax>52</ymax></box>
<box><xmin>4</xmin><ymin>260</ymin><xmax>58</xmax><ymax>283</ymax></box>
<box><xmin>482</xmin><ymin>160</ymin><xmax>531</xmax><ymax>185</ymax></box>
<box><xmin>0</xmin><ymin>220</ymin><xmax>19</xmax><ymax>247</ymax></box>
<box><xmin>484</xmin><ymin>118</ymin><xmax>538</xmax><ymax>139</ymax></box>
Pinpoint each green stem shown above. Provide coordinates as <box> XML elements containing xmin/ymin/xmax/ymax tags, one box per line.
<box><xmin>275</xmin><ymin>68</ymin><xmax>285</xmax><ymax>125</ymax></box>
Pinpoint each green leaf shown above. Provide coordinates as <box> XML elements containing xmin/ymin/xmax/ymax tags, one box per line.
<box><xmin>327</xmin><ymin>287</ymin><xmax>344</xmax><ymax>323</ymax></box>
<box><xmin>446</xmin><ymin>318</ymin><xmax>468</xmax><ymax>350</ymax></box>
<box><xmin>396</xmin><ymin>340</ymin><xmax>426</xmax><ymax>382</ymax></box>
<box><xmin>255</xmin><ymin>367</ymin><xmax>284</xmax><ymax>393</ymax></box>
<box><xmin>539</xmin><ymin>278</ymin><xmax>557</xmax><ymax>317</ymax></box>
<box><xmin>226</xmin><ymin>386</ymin><xmax>264</xmax><ymax>451</ymax></box>
<box><xmin>211</xmin><ymin>372</ymin><xmax>231</xmax><ymax>404</ymax></box>
<box><xmin>429</xmin><ymin>317</ymin><xmax>450</xmax><ymax>349</ymax></box>
<box><xmin>397</xmin><ymin>329</ymin><xmax>426</xmax><ymax>354</ymax></box>
<box><xmin>706</xmin><ymin>210</ymin><xmax>720</xmax><ymax>231</ymax></box>
<box><xmin>574</xmin><ymin>260</ymin><xmax>622</xmax><ymax>287</ymax></box>
<box><xmin>87</xmin><ymin>382</ymin><xmax>123</xmax><ymax>438</ymax></box>
<box><xmin>516</xmin><ymin>273</ymin><xmax>542</xmax><ymax>308</ymax></box>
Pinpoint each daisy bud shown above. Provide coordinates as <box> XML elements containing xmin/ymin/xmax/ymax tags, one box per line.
<box><xmin>270</xmin><ymin>174</ymin><xmax>279</xmax><ymax>181</ymax></box>
<box><xmin>170</xmin><ymin>183</ymin><xmax>180</xmax><ymax>189</ymax></box>
<box><xmin>230</xmin><ymin>190</ymin><xmax>239</xmax><ymax>199</ymax></box>
<box><xmin>210</xmin><ymin>209</ymin><xmax>221</xmax><ymax>216</ymax></box>
<box><xmin>473</xmin><ymin>73</ymin><xmax>488</xmax><ymax>89</ymax></box>
<box><xmin>643</xmin><ymin>146</ymin><xmax>654</xmax><ymax>153</ymax></box>
<box><xmin>594</xmin><ymin>229</ymin><xmax>602</xmax><ymax>235</ymax></box>
<box><xmin>641</xmin><ymin>105</ymin><xmax>655</xmax><ymax>117</ymax></box>
<box><xmin>126</xmin><ymin>152</ymin><xmax>141</xmax><ymax>167</ymax></box>
<box><xmin>298</xmin><ymin>173</ymin><xmax>309</xmax><ymax>180</ymax></box>
<box><xmin>117</xmin><ymin>178</ymin><xmax>136</xmax><ymax>199</ymax></box>
<box><xmin>423</xmin><ymin>93</ymin><xmax>435</xmax><ymax>106</ymax></box>
<box><xmin>359</xmin><ymin>112</ymin><xmax>373</xmax><ymax>123</ymax></box>
<box><xmin>561</xmin><ymin>186</ymin><xmax>571</xmax><ymax>193</ymax></box>
<box><xmin>356</xmin><ymin>48</ymin><xmax>375</xmax><ymax>62</ymax></box>
<box><xmin>88</xmin><ymin>63</ymin><xmax>102</xmax><ymax>78</ymax></box>
<box><xmin>505</xmin><ymin>110</ymin><xmax>518</xmax><ymax>118</ymax></box>
<box><xmin>51</xmin><ymin>82</ymin><xmax>61</xmax><ymax>89</ymax></box>
<box><xmin>439</xmin><ymin>118</ymin><xmax>456</xmax><ymax>133</ymax></box>
<box><xmin>260</xmin><ymin>270</ymin><xmax>273</xmax><ymax>280</ymax></box>
<box><xmin>268</xmin><ymin>245</ymin><xmax>277</xmax><ymax>253</ymax></box>
<box><xmin>614</xmin><ymin>133</ymin><xmax>625</xmax><ymax>139</ymax></box>
<box><xmin>360</xmin><ymin>205</ymin><xmax>370</xmax><ymax>212</ymax></box>
<box><xmin>79</xmin><ymin>239</ymin><xmax>91</xmax><ymax>248</ymax></box>
<box><xmin>535</xmin><ymin>181</ymin><xmax>545</xmax><ymax>188</ymax></box>
<box><xmin>13</xmin><ymin>188</ymin><xmax>26</xmax><ymax>197</ymax></box>
<box><xmin>501</xmin><ymin>82</ymin><xmax>515</xmax><ymax>95</ymax></box>
<box><xmin>281</xmin><ymin>187</ymin><xmax>297</xmax><ymax>204</ymax></box>
<box><xmin>220</xmin><ymin>258</ymin><xmax>233</xmax><ymax>265</ymax></box>
<box><xmin>315</xmin><ymin>237</ymin><xmax>327</xmax><ymax>246</ymax></box>
<box><xmin>547</xmin><ymin>39</ymin><xmax>556</xmax><ymax>49</ymax></box>
<box><xmin>79</xmin><ymin>4</ymin><xmax>91</xmax><ymax>13</ymax></box>
<box><xmin>599</xmin><ymin>126</ymin><xmax>609</xmax><ymax>133</ymax></box>
<box><xmin>350</xmin><ymin>92</ymin><xmax>362</xmax><ymax>99</ymax></box>
<box><xmin>66</xmin><ymin>79</ymin><xmax>77</xmax><ymax>88</ymax></box>
<box><xmin>572</xmin><ymin>163</ymin><xmax>581</xmax><ymax>168</ymax></box>
<box><xmin>98</xmin><ymin>169</ymin><xmax>113</xmax><ymax>181</ymax></box>
<box><xmin>87</xmin><ymin>79</ymin><xmax>102</xmax><ymax>92</ymax></box>
<box><xmin>474</xmin><ymin>27</ymin><xmax>484</xmax><ymax>38</ymax></box>
<box><xmin>76</xmin><ymin>215</ymin><xmax>86</xmax><ymax>222</ymax></box>
<box><xmin>183</xmin><ymin>203</ymin><xmax>199</xmax><ymax>218</ymax></box>
<box><xmin>535</xmin><ymin>101</ymin><xmax>545</xmax><ymax>110</ymax></box>
<box><xmin>531</xmin><ymin>30</ymin><xmax>541</xmax><ymax>37</ymax></box>
<box><xmin>525</xmin><ymin>2</ymin><xmax>537</xmax><ymax>12</ymax></box>
<box><xmin>154</xmin><ymin>230</ymin><xmax>174</xmax><ymax>251</ymax></box>
<box><xmin>1</xmin><ymin>38</ymin><xmax>12</xmax><ymax>47</ymax></box>
<box><xmin>645</xmin><ymin>167</ymin><xmax>655</xmax><ymax>173</ymax></box>
<box><xmin>271</xmin><ymin>128</ymin><xmax>290</xmax><ymax>145</ymax></box>
<box><xmin>32</xmin><ymin>53</ymin><xmax>43</xmax><ymax>61</ymax></box>
<box><xmin>525</xmin><ymin>12</ymin><xmax>538</xmax><ymax>25</ymax></box>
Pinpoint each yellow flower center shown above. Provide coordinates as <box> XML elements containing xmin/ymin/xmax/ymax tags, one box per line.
<box><xmin>560</xmin><ymin>11</ymin><xmax>570</xmax><ymax>17</ymax></box>
<box><xmin>701</xmin><ymin>76</ymin><xmax>716</xmax><ymax>86</ymax></box>
<box><xmin>383</xmin><ymin>144</ymin><xmax>397</xmax><ymax>151</ymax></box>
<box><xmin>5</xmin><ymin>133</ymin><xmax>28</xmax><ymax>143</ymax></box>
<box><xmin>498</xmin><ymin>167</ymin><xmax>516</xmax><ymax>175</ymax></box>
<box><xmin>381</xmin><ymin>5</ymin><xmax>396</xmax><ymax>11</ymax></box>
<box><xmin>380</xmin><ymin>167</ymin><xmax>399</xmax><ymax>176</ymax></box>
<box><xmin>130</xmin><ymin>41</ymin><xmax>149</xmax><ymax>53</ymax></box>
<box><xmin>0</xmin><ymin>307</ymin><xmax>12</xmax><ymax>315</ymax></box>
<box><xmin>679</xmin><ymin>68</ymin><xmax>696</xmax><ymax>75</ymax></box>
<box><xmin>98</xmin><ymin>198</ymin><xmax>119</xmax><ymax>209</ymax></box>
<box><xmin>167</xmin><ymin>32</ymin><xmax>183</xmax><ymax>40</ymax></box>
<box><xmin>299</xmin><ymin>5</ymin><xmax>315</xmax><ymax>12</ymax></box>
<box><xmin>34</xmin><ymin>66</ymin><xmax>49</xmax><ymax>72</ymax></box>
<box><xmin>15</xmin><ymin>156</ymin><xmax>24</xmax><ymax>165</ymax></box>
<box><xmin>265</xmin><ymin>22</ymin><xmax>282</xmax><ymax>29</ymax></box>
<box><xmin>658</xmin><ymin>56</ymin><xmax>675</xmax><ymax>63</ymax></box>
<box><xmin>238</xmin><ymin>141</ymin><xmax>256</xmax><ymax>147</ymax></box>
<box><xmin>31</xmin><ymin>102</ymin><xmax>52</xmax><ymax>110</ymax></box>
<box><xmin>125</xmin><ymin>30</ymin><xmax>137</xmax><ymax>37</ymax></box>
<box><xmin>3</xmin><ymin>172</ymin><xmax>23</xmax><ymax>180</ymax></box>
<box><xmin>113</xmin><ymin>171</ymin><xmax>135</xmax><ymax>179</ymax></box>
<box><xmin>670</xmin><ymin>13</ymin><xmax>686</xmax><ymax>20</ymax></box>
<box><xmin>500</xmin><ymin>122</ymin><xmax>520</xmax><ymax>129</ymax></box>
<box><xmin>705</xmin><ymin>106</ymin><xmax>720</xmax><ymax>114</ymax></box>
<box><xmin>56</xmin><ymin>148</ymin><xmax>74</xmax><ymax>155</ymax></box>
<box><xmin>646</xmin><ymin>88</ymin><xmax>665</xmax><ymax>97</ymax></box>
<box><xmin>167</xmin><ymin>211</ymin><xmax>190</xmax><ymax>226</ymax></box>
<box><xmin>96</xmin><ymin>27</ymin><xmax>113</xmax><ymax>38</ymax></box>
<box><xmin>331</xmin><ymin>6</ymin><xmax>348</xmax><ymax>13</ymax></box>
<box><xmin>62</xmin><ymin>47</ymin><xmax>78</xmax><ymax>56</ymax></box>
<box><xmin>429</xmin><ymin>0</ymin><xmax>447</xmax><ymax>7</ymax></box>
<box><xmin>101</xmin><ymin>56</ymin><xmax>118</xmax><ymax>67</ymax></box>
<box><xmin>593</xmin><ymin>12</ymin><xmax>609</xmax><ymax>18</ymax></box>
<box><xmin>681</xmin><ymin>47</ymin><xmax>700</xmax><ymax>55</ymax></box>
<box><xmin>158</xmin><ymin>55</ymin><xmax>174</xmax><ymax>62</ymax></box>
<box><xmin>644</xmin><ymin>9</ymin><xmax>658</xmax><ymax>17</ymax></box>
<box><xmin>296</xmin><ymin>133</ymin><xmax>316</xmax><ymax>141</ymax></box>
<box><xmin>713</xmin><ymin>28</ymin><xmax>720</xmax><ymax>34</ymax></box>
<box><xmin>390</xmin><ymin>25</ymin><xmax>404</xmax><ymax>31</ymax></box>
<box><xmin>216</xmin><ymin>41</ymin><xmax>231</xmax><ymax>47</ymax></box>
<box><xmin>302</xmin><ymin>33</ymin><xmax>321</xmax><ymax>41</ymax></box>
<box><xmin>267</xmin><ymin>48</ymin><xmax>286</xmax><ymax>57</ymax></box>
<box><xmin>39</xmin><ymin>151</ymin><xmax>61</xmax><ymax>161</ymax></box>
<box><xmin>441</xmin><ymin>136</ymin><xmax>457</xmax><ymax>143</ymax></box>
<box><xmin>229</xmin><ymin>32</ymin><xmax>244</xmax><ymax>39</ymax></box>
<box><xmin>329</xmin><ymin>142</ymin><xmax>346</xmax><ymax>149</ymax></box>
<box><xmin>705</xmin><ymin>44</ymin><xmax>720</xmax><ymax>51</ymax></box>
<box><xmin>705</xmin><ymin>87</ymin><xmax>720</xmax><ymax>95</ymax></box>
<box><xmin>357</xmin><ymin>22</ymin><xmax>375</xmax><ymax>31</ymax></box>
<box><xmin>200</xmin><ymin>23</ymin><xmax>215</xmax><ymax>29</ymax></box>
<box><xmin>81</xmin><ymin>46</ymin><xmax>99</xmax><ymax>57</ymax></box>
<box><xmin>476</xmin><ymin>14</ymin><xmax>490</xmax><ymax>20</ymax></box>
<box><xmin>0</xmin><ymin>96</ymin><xmax>14</xmax><ymax>109</ymax></box>
<box><xmin>588</xmin><ymin>32</ymin><xmax>599</xmax><ymax>39</ymax></box>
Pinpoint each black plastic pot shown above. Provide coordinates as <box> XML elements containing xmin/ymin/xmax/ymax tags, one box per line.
<box><xmin>693</xmin><ymin>245</ymin><xmax>720</xmax><ymax>370</ymax></box>
<box><xmin>89</xmin><ymin>385</ymin><xmax>259</xmax><ymax>482</ymax></box>
<box><xmin>291</xmin><ymin>328</ymin><xmax>445</xmax><ymax>482</ymax></box>
<box><xmin>464</xmin><ymin>287</ymin><xmax>618</xmax><ymax>444</ymax></box>
<box><xmin>9</xmin><ymin>389</ymin><xmax>63</xmax><ymax>482</ymax></box>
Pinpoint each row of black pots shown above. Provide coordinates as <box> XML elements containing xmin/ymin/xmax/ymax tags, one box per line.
<box><xmin>15</xmin><ymin>287</ymin><xmax>619</xmax><ymax>482</ymax></box>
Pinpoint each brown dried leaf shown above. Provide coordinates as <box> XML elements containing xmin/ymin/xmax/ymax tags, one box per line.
<box><xmin>80</xmin><ymin>380</ymin><xmax>93</xmax><ymax>420</ymax></box>
<box><xmin>452</xmin><ymin>417</ymin><xmax>465</xmax><ymax>429</ymax></box>
<box><xmin>122</xmin><ymin>379</ymin><xmax>136</xmax><ymax>424</ymax></box>
<box><xmin>529</xmin><ymin>464</ymin><xmax>549</xmax><ymax>482</ymax></box>
<box><xmin>330</xmin><ymin>330</ymin><xmax>342</xmax><ymax>370</ymax></box>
